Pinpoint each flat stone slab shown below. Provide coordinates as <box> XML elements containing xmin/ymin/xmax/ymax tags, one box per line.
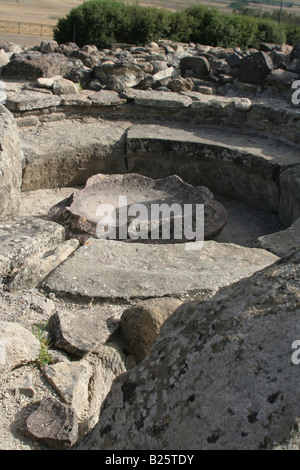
<box><xmin>0</xmin><ymin>217</ymin><xmax>65</xmax><ymax>279</ymax></box>
<box><xmin>43</xmin><ymin>238</ymin><xmax>278</xmax><ymax>301</ymax></box>
<box><xmin>48</xmin><ymin>173</ymin><xmax>228</xmax><ymax>242</ymax></box>
<box><xmin>256</xmin><ymin>217</ymin><xmax>300</xmax><ymax>257</ymax></box>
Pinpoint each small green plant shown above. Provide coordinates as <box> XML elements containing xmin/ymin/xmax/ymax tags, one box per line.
<box><xmin>32</xmin><ymin>321</ymin><xmax>53</xmax><ymax>366</ymax></box>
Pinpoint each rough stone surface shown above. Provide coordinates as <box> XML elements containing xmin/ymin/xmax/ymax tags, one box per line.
<box><xmin>0</xmin><ymin>217</ymin><xmax>65</xmax><ymax>280</ymax></box>
<box><xmin>75</xmin><ymin>249</ymin><xmax>300</xmax><ymax>450</ymax></box>
<box><xmin>7</xmin><ymin>239</ymin><xmax>79</xmax><ymax>291</ymax></box>
<box><xmin>179</xmin><ymin>56</ymin><xmax>211</xmax><ymax>77</ymax></box>
<box><xmin>238</xmin><ymin>51</ymin><xmax>274</xmax><ymax>84</ymax></box>
<box><xmin>0</xmin><ymin>105</ymin><xmax>23</xmax><ymax>218</ymax></box>
<box><xmin>53</xmin><ymin>78</ymin><xmax>78</xmax><ymax>95</ymax></box>
<box><xmin>22</xmin><ymin>397</ymin><xmax>78</xmax><ymax>449</ymax></box>
<box><xmin>0</xmin><ymin>321</ymin><xmax>40</xmax><ymax>372</ymax></box>
<box><xmin>42</xmin><ymin>361</ymin><xmax>93</xmax><ymax>420</ymax></box>
<box><xmin>48</xmin><ymin>307</ymin><xmax>121</xmax><ymax>357</ymax></box>
<box><xmin>20</xmin><ymin>119</ymin><xmax>128</xmax><ymax>190</ymax></box>
<box><xmin>95</xmin><ymin>62</ymin><xmax>145</xmax><ymax>88</ymax></box>
<box><xmin>82</xmin><ymin>342</ymin><xmax>127</xmax><ymax>433</ymax></box>
<box><xmin>6</xmin><ymin>91</ymin><xmax>62</xmax><ymax>111</ymax></box>
<box><xmin>279</xmin><ymin>166</ymin><xmax>300</xmax><ymax>227</ymax></box>
<box><xmin>43</xmin><ymin>238</ymin><xmax>278</xmax><ymax>302</ymax></box>
<box><xmin>48</xmin><ymin>173</ymin><xmax>228</xmax><ymax>243</ymax></box>
<box><xmin>120</xmin><ymin>298</ymin><xmax>183</xmax><ymax>363</ymax></box>
<box><xmin>256</xmin><ymin>217</ymin><xmax>300</xmax><ymax>257</ymax></box>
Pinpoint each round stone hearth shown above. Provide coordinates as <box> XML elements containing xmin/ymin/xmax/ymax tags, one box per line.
<box><xmin>48</xmin><ymin>173</ymin><xmax>228</xmax><ymax>244</ymax></box>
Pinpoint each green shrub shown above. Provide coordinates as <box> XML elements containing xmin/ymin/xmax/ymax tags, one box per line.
<box><xmin>53</xmin><ymin>0</ymin><xmax>292</xmax><ymax>49</ymax></box>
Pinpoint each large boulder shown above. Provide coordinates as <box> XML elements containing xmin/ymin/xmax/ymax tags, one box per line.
<box><xmin>2</xmin><ymin>52</ymin><xmax>72</xmax><ymax>80</ymax></box>
<box><xmin>94</xmin><ymin>62</ymin><xmax>145</xmax><ymax>88</ymax></box>
<box><xmin>0</xmin><ymin>105</ymin><xmax>23</xmax><ymax>218</ymax></box>
<box><xmin>238</xmin><ymin>51</ymin><xmax>274</xmax><ymax>84</ymax></box>
<box><xmin>75</xmin><ymin>249</ymin><xmax>300</xmax><ymax>450</ymax></box>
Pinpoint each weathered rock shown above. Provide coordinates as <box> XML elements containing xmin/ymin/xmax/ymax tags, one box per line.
<box><xmin>238</xmin><ymin>51</ymin><xmax>274</xmax><ymax>84</ymax></box>
<box><xmin>75</xmin><ymin>249</ymin><xmax>300</xmax><ymax>450</ymax></box>
<box><xmin>179</xmin><ymin>56</ymin><xmax>211</xmax><ymax>78</ymax></box>
<box><xmin>42</xmin><ymin>361</ymin><xmax>93</xmax><ymax>420</ymax></box>
<box><xmin>290</xmin><ymin>41</ymin><xmax>300</xmax><ymax>61</ymax></box>
<box><xmin>88</xmin><ymin>90</ymin><xmax>126</xmax><ymax>106</ymax></box>
<box><xmin>279</xmin><ymin>166</ymin><xmax>300</xmax><ymax>227</ymax></box>
<box><xmin>256</xmin><ymin>217</ymin><xmax>300</xmax><ymax>257</ymax></box>
<box><xmin>6</xmin><ymin>91</ymin><xmax>61</xmax><ymax>111</ymax></box>
<box><xmin>167</xmin><ymin>77</ymin><xmax>193</xmax><ymax>92</ymax></box>
<box><xmin>95</xmin><ymin>62</ymin><xmax>145</xmax><ymax>88</ymax></box>
<box><xmin>0</xmin><ymin>321</ymin><xmax>40</xmax><ymax>372</ymax></box>
<box><xmin>39</xmin><ymin>40</ymin><xmax>59</xmax><ymax>54</ymax></box>
<box><xmin>120</xmin><ymin>298</ymin><xmax>183</xmax><ymax>363</ymax></box>
<box><xmin>22</xmin><ymin>397</ymin><xmax>78</xmax><ymax>449</ymax></box>
<box><xmin>82</xmin><ymin>342</ymin><xmax>127</xmax><ymax>432</ymax></box>
<box><xmin>0</xmin><ymin>217</ymin><xmax>65</xmax><ymax>280</ymax></box>
<box><xmin>14</xmin><ymin>373</ymin><xmax>36</xmax><ymax>398</ymax></box>
<box><xmin>265</xmin><ymin>69</ymin><xmax>300</xmax><ymax>90</ymax></box>
<box><xmin>20</xmin><ymin>119</ymin><xmax>128</xmax><ymax>190</ymax></box>
<box><xmin>2</xmin><ymin>52</ymin><xmax>71</xmax><ymax>80</ymax></box>
<box><xmin>47</xmin><ymin>173</ymin><xmax>228</xmax><ymax>243</ymax></box>
<box><xmin>132</xmin><ymin>89</ymin><xmax>193</xmax><ymax>108</ymax></box>
<box><xmin>53</xmin><ymin>78</ymin><xmax>79</xmax><ymax>95</ymax></box>
<box><xmin>37</xmin><ymin>75</ymin><xmax>63</xmax><ymax>89</ymax></box>
<box><xmin>7</xmin><ymin>239</ymin><xmax>79</xmax><ymax>291</ymax></box>
<box><xmin>0</xmin><ymin>105</ymin><xmax>23</xmax><ymax>218</ymax></box>
<box><xmin>48</xmin><ymin>307</ymin><xmax>121</xmax><ymax>357</ymax></box>
<box><xmin>43</xmin><ymin>238</ymin><xmax>278</xmax><ymax>302</ymax></box>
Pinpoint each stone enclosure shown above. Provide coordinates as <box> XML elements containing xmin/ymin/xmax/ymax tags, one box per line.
<box><xmin>0</xmin><ymin>38</ymin><xmax>300</xmax><ymax>450</ymax></box>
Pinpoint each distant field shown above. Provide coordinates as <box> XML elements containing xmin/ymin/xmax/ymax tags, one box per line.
<box><xmin>0</xmin><ymin>0</ymin><xmax>299</xmax><ymax>25</ymax></box>
<box><xmin>0</xmin><ymin>0</ymin><xmax>299</xmax><ymax>46</ymax></box>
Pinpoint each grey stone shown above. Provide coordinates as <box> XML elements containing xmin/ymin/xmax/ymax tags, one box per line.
<box><xmin>83</xmin><ymin>342</ymin><xmax>127</xmax><ymax>432</ymax></box>
<box><xmin>265</xmin><ymin>69</ymin><xmax>300</xmax><ymax>90</ymax></box>
<box><xmin>48</xmin><ymin>307</ymin><xmax>121</xmax><ymax>357</ymax></box>
<box><xmin>43</xmin><ymin>238</ymin><xmax>278</xmax><ymax>302</ymax></box>
<box><xmin>22</xmin><ymin>397</ymin><xmax>78</xmax><ymax>449</ymax></box>
<box><xmin>2</xmin><ymin>52</ymin><xmax>71</xmax><ymax>80</ymax></box>
<box><xmin>95</xmin><ymin>62</ymin><xmax>145</xmax><ymax>88</ymax></box>
<box><xmin>20</xmin><ymin>119</ymin><xmax>128</xmax><ymax>190</ymax></box>
<box><xmin>47</xmin><ymin>173</ymin><xmax>228</xmax><ymax>243</ymax></box>
<box><xmin>256</xmin><ymin>217</ymin><xmax>300</xmax><ymax>257</ymax></box>
<box><xmin>42</xmin><ymin>361</ymin><xmax>93</xmax><ymax>420</ymax></box>
<box><xmin>0</xmin><ymin>321</ymin><xmax>40</xmax><ymax>372</ymax></box>
<box><xmin>133</xmin><ymin>90</ymin><xmax>193</xmax><ymax>108</ymax></box>
<box><xmin>238</xmin><ymin>51</ymin><xmax>274</xmax><ymax>84</ymax></box>
<box><xmin>6</xmin><ymin>91</ymin><xmax>61</xmax><ymax>111</ymax></box>
<box><xmin>7</xmin><ymin>239</ymin><xmax>79</xmax><ymax>291</ymax></box>
<box><xmin>88</xmin><ymin>90</ymin><xmax>126</xmax><ymax>106</ymax></box>
<box><xmin>0</xmin><ymin>217</ymin><xmax>65</xmax><ymax>280</ymax></box>
<box><xmin>279</xmin><ymin>166</ymin><xmax>300</xmax><ymax>227</ymax></box>
<box><xmin>0</xmin><ymin>105</ymin><xmax>23</xmax><ymax>218</ymax></box>
<box><xmin>179</xmin><ymin>56</ymin><xmax>211</xmax><ymax>78</ymax></box>
<box><xmin>75</xmin><ymin>249</ymin><xmax>300</xmax><ymax>450</ymax></box>
<box><xmin>53</xmin><ymin>78</ymin><xmax>78</xmax><ymax>95</ymax></box>
<box><xmin>120</xmin><ymin>298</ymin><xmax>183</xmax><ymax>363</ymax></box>
<box><xmin>291</xmin><ymin>41</ymin><xmax>300</xmax><ymax>61</ymax></box>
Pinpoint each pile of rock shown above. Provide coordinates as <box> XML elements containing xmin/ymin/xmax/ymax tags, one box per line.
<box><xmin>1</xmin><ymin>39</ymin><xmax>300</xmax><ymax>100</ymax></box>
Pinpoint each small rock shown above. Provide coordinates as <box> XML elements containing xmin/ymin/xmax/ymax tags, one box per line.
<box><xmin>120</xmin><ymin>298</ymin><xmax>183</xmax><ymax>363</ymax></box>
<box><xmin>53</xmin><ymin>78</ymin><xmax>79</xmax><ymax>95</ymax></box>
<box><xmin>22</xmin><ymin>397</ymin><xmax>78</xmax><ymax>449</ymax></box>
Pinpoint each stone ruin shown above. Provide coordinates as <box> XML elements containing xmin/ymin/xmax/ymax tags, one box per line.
<box><xmin>0</xmin><ymin>38</ymin><xmax>300</xmax><ymax>450</ymax></box>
